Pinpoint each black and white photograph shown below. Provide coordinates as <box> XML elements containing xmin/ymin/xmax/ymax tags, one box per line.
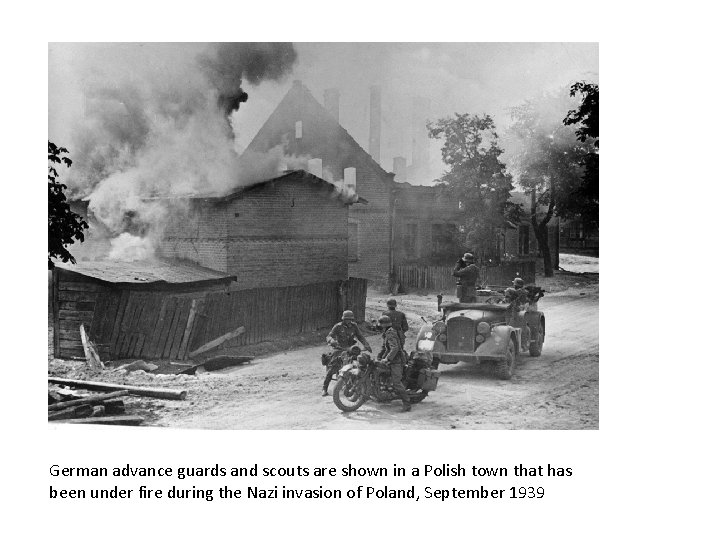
<box><xmin>47</xmin><ymin>42</ymin><xmax>599</xmax><ymax>429</ymax></box>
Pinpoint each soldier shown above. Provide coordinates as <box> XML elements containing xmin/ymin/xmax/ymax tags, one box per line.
<box><xmin>452</xmin><ymin>252</ymin><xmax>480</xmax><ymax>302</ymax></box>
<box><xmin>323</xmin><ymin>310</ymin><xmax>372</xmax><ymax>396</ymax></box>
<box><xmin>377</xmin><ymin>315</ymin><xmax>411</xmax><ymax>412</ymax></box>
<box><xmin>382</xmin><ymin>298</ymin><xmax>409</xmax><ymax>350</ymax></box>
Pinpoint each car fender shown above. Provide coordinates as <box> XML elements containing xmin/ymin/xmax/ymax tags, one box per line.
<box><xmin>416</xmin><ymin>324</ymin><xmax>446</xmax><ymax>353</ymax></box>
<box><xmin>474</xmin><ymin>325</ymin><xmax>518</xmax><ymax>357</ymax></box>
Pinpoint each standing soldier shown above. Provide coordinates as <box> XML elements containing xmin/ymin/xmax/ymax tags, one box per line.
<box><xmin>382</xmin><ymin>298</ymin><xmax>409</xmax><ymax>350</ymax></box>
<box><xmin>323</xmin><ymin>310</ymin><xmax>372</xmax><ymax>396</ymax></box>
<box><xmin>452</xmin><ymin>252</ymin><xmax>480</xmax><ymax>302</ymax></box>
<box><xmin>377</xmin><ymin>315</ymin><xmax>411</xmax><ymax>412</ymax></box>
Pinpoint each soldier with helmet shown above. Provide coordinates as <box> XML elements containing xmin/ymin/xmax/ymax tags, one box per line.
<box><xmin>377</xmin><ymin>315</ymin><xmax>411</xmax><ymax>412</ymax></box>
<box><xmin>323</xmin><ymin>310</ymin><xmax>372</xmax><ymax>396</ymax></box>
<box><xmin>452</xmin><ymin>252</ymin><xmax>480</xmax><ymax>302</ymax></box>
<box><xmin>382</xmin><ymin>298</ymin><xmax>409</xmax><ymax>350</ymax></box>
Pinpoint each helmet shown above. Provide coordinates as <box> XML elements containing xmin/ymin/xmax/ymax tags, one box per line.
<box><xmin>341</xmin><ymin>310</ymin><xmax>355</xmax><ymax>321</ymax></box>
<box><xmin>386</xmin><ymin>298</ymin><xmax>397</xmax><ymax>307</ymax></box>
<box><xmin>378</xmin><ymin>315</ymin><xmax>392</xmax><ymax>327</ymax></box>
<box><xmin>512</xmin><ymin>277</ymin><xmax>524</xmax><ymax>288</ymax></box>
<box><xmin>462</xmin><ymin>252</ymin><xmax>475</xmax><ymax>262</ymax></box>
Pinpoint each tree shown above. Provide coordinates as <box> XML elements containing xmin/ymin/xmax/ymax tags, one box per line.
<box><xmin>428</xmin><ymin>113</ymin><xmax>518</xmax><ymax>262</ymax></box>
<box><xmin>49</xmin><ymin>141</ymin><xmax>88</xmax><ymax>268</ymax></box>
<box><xmin>564</xmin><ymin>81</ymin><xmax>599</xmax><ymax>224</ymax></box>
<box><xmin>508</xmin><ymin>88</ymin><xmax>597</xmax><ymax>276</ymax></box>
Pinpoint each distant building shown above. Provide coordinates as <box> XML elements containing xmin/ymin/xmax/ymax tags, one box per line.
<box><xmin>559</xmin><ymin>218</ymin><xmax>599</xmax><ymax>256</ymax></box>
<box><xmin>508</xmin><ymin>192</ymin><xmax>560</xmax><ymax>270</ymax></box>
<box><xmin>391</xmin><ymin>182</ymin><xmax>463</xmax><ymax>267</ymax></box>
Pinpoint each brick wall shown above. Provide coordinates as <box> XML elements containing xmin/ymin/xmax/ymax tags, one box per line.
<box><xmin>159</xmin><ymin>200</ymin><xmax>228</xmax><ymax>272</ymax></box>
<box><xmin>160</xmin><ymin>176</ymin><xmax>349</xmax><ymax>288</ymax></box>
<box><xmin>226</xmin><ymin>180</ymin><xmax>348</xmax><ymax>288</ymax></box>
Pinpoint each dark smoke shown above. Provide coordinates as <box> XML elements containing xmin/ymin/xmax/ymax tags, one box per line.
<box><xmin>201</xmin><ymin>43</ymin><xmax>298</xmax><ymax>115</ymax></box>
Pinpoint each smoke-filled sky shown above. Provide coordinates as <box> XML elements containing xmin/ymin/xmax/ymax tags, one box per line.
<box><xmin>48</xmin><ymin>42</ymin><xmax>596</xmax><ymax>260</ymax></box>
<box><xmin>49</xmin><ymin>42</ymin><xmax>597</xmax><ymax>188</ymax></box>
<box><xmin>232</xmin><ymin>43</ymin><xmax>599</xmax><ymax>181</ymax></box>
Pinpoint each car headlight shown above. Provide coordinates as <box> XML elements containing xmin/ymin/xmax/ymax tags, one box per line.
<box><xmin>477</xmin><ymin>322</ymin><xmax>491</xmax><ymax>335</ymax></box>
<box><xmin>475</xmin><ymin>334</ymin><xmax>485</xmax><ymax>343</ymax></box>
<box><xmin>433</xmin><ymin>321</ymin><xmax>447</xmax><ymax>334</ymax></box>
<box><xmin>437</xmin><ymin>333</ymin><xmax>447</xmax><ymax>342</ymax></box>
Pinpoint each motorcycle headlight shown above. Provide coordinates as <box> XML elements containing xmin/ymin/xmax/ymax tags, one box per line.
<box><xmin>477</xmin><ymin>322</ymin><xmax>491</xmax><ymax>335</ymax></box>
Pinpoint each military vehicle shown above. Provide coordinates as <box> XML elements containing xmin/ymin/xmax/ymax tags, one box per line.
<box><xmin>415</xmin><ymin>287</ymin><xmax>545</xmax><ymax>380</ymax></box>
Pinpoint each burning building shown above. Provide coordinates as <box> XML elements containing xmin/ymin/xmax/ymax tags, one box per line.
<box><xmin>52</xmin><ymin>170</ymin><xmax>368</xmax><ymax>362</ymax></box>
<box><xmin>241</xmin><ymin>80</ymin><xmax>396</xmax><ymax>284</ymax></box>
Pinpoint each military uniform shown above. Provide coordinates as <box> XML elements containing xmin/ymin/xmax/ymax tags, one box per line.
<box><xmin>452</xmin><ymin>262</ymin><xmax>480</xmax><ymax>302</ymax></box>
<box><xmin>323</xmin><ymin>321</ymin><xmax>370</xmax><ymax>394</ymax></box>
<box><xmin>382</xmin><ymin>308</ymin><xmax>409</xmax><ymax>349</ymax></box>
<box><xmin>378</xmin><ymin>326</ymin><xmax>410</xmax><ymax>408</ymax></box>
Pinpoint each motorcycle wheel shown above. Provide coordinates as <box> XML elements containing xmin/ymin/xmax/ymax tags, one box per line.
<box><xmin>333</xmin><ymin>375</ymin><xmax>366</xmax><ymax>412</ymax></box>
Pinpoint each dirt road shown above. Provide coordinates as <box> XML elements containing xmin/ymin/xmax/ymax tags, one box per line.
<box><xmin>117</xmin><ymin>273</ymin><xmax>597</xmax><ymax>430</ymax></box>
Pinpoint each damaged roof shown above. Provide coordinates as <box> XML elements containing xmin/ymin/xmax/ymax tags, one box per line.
<box><xmin>54</xmin><ymin>259</ymin><xmax>237</xmax><ymax>286</ymax></box>
<box><xmin>198</xmin><ymin>169</ymin><xmax>367</xmax><ymax>205</ymax></box>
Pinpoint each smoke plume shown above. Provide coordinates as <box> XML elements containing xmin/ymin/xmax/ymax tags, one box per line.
<box><xmin>48</xmin><ymin>43</ymin><xmax>298</xmax><ymax>262</ymax></box>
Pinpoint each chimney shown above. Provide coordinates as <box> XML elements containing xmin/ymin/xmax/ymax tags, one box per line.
<box><xmin>308</xmin><ymin>158</ymin><xmax>323</xmax><ymax>178</ymax></box>
<box><xmin>344</xmin><ymin>167</ymin><xmax>357</xmax><ymax>191</ymax></box>
<box><xmin>411</xmin><ymin>96</ymin><xmax>430</xmax><ymax>174</ymax></box>
<box><xmin>393</xmin><ymin>157</ymin><xmax>407</xmax><ymax>182</ymax></box>
<box><xmin>369</xmin><ymin>85</ymin><xmax>382</xmax><ymax>162</ymax></box>
<box><xmin>323</xmin><ymin>88</ymin><xmax>340</xmax><ymax>122</ymax></box>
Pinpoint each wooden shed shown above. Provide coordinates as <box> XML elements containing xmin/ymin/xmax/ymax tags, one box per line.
<box><xmin>50</xmin><ymin>259</ymin><xmax>236</xmax><ymax>361</ymax></box>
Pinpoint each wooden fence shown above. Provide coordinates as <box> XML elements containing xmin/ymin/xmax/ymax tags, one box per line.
<box><xmin>395</xmin><ymin>260</ymin><xmax>537</xmax><ymax>291</ymax></box>
<box><xmin>53</xmin><ymin>272</ymin><xmax>367</xmax><ymax>361</ymax></box>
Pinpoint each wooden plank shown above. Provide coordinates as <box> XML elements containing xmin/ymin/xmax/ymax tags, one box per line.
<box><xmin>160</xmin><ymin>298</ymin><xmax>182</xmax><ymax>359</ymax></box>
<box><xmin>188</xmin><ymin>325</ymin><xmax>246</xmax><ymax>358</ymax></box>
<box><xmin>58</xmin><ymin>282</ymin><xmax>106</xmax><ymax>292</ymax></box>
<box><xmin>95</xmin><ymin>291</ymin><xmax>120</xmax><ymax>345</ymax></box>
<box><xmin>168</xmin><ymin>298</ymin><xmax>191</xmax><ymax>360</ymax></box>
<box><xmin>108</xmin><ymin>290</ymin><xmax>130</xmax><ymax>350</ymax></box>
<box><xmin>178</xmin><ymin>298</ymin><xmax>199</xmax><ymax>361</ymax></box>
<box><xmin>58</xmin><ymin>290</ymin><xmax>99</xmax><ymax>302</ymax></box>
<box><xmin>149</xmin><ymin>296</ymin><xmax>173</xmax><ymax>359</ymax></box>
<box><xmin>58</xmin><ymin>415</ymin><xmax>144</xmax><ymax>426</ymax></box>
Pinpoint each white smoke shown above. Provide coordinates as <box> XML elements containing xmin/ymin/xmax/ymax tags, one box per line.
<box><xmin>49</xmin><ymin>43</ymin><xmax>298</xmax><ymax>263</ymax></box>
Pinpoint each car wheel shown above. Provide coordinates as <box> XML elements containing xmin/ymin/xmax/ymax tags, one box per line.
<box><xmin>494</xmin><ymin>338</ymin><xmax>517</xmax><ymax>380</ymax></box>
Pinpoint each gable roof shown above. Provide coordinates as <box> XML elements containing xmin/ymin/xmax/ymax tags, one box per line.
<box><xmin>243</xmin><ymin>81</ymin><xmax>395</xmax><ymax>188</ymax></box>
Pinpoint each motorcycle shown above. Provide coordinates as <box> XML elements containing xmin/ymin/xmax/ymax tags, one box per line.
<box><xmin>332</xmin><ymin>350</ymin><xmax>440</xmax><ymax>412</ymax></box>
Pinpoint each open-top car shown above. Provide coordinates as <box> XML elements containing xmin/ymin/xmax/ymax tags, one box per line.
<box><xmin>415</xmin><ymin>287</ymin><xmax>545</xmax><ymax>379</ymax></box>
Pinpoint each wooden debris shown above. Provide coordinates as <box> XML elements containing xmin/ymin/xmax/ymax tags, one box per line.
<box><xmin>113</xmin><ymin>360</ymin><xmax>158</xmax><ymax>373</ymax></box>
<box><xmin>48</xmin><ymin>390</ymin><xmax>129</xmax><ymax>411</ymax></box>
<box><xmin>48</xmin><ymin>377</ymin><xmax>187</xmax><ymax>400</ymax></box>
<box><xmin>90</xmin><ymin>405</ymin><xmax>106</xmax><ymax>417</ymax></box>
<box><xmin>48</xmin><ymin>404</ymin><xmax>93</xmax><ymax>421</ymax></box>
<box><xmin>103</xmin><ymin>399</ymin><xmax>126</xmax><ymax>415</ymax></box>
<box><xmin>188</xmin><ymin>325</ymin><xmax>245</xmax><ymax>358</ymax></box>
<box><xmin>58</xmin><ymin>415</ymin><xmax>145</xmax><ymax>426</ymax></box>
<box><xmin>201</xmin><ymin>355</ymin><xmax>254</xmax><ymax>372</ymax></box>
<box><xmin>80</xmin><ymin>324</ymin><xmax>104</xmax><ymax>371</ymax></box>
